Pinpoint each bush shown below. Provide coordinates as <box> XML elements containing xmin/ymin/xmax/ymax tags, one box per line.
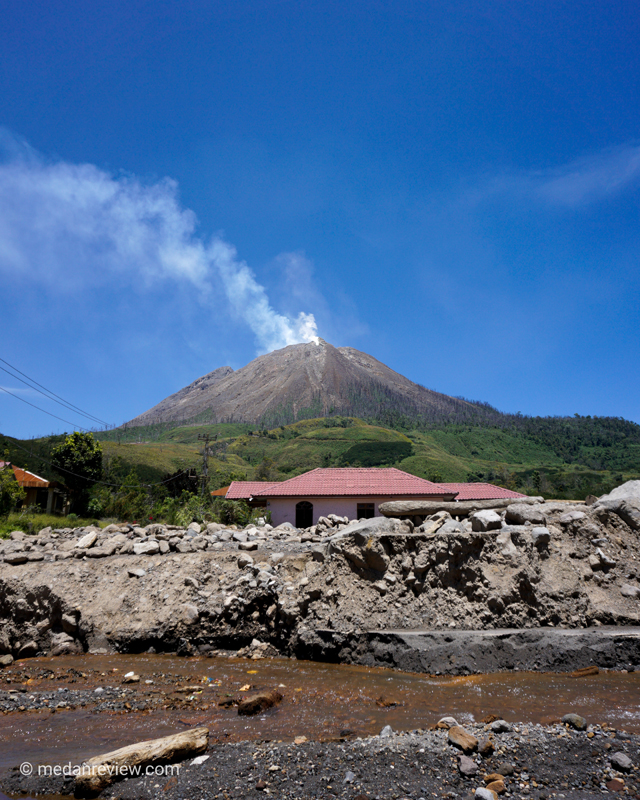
<box><xmin>0</xmin><ymin>465</ymin><xmax>26</xmax><ymax>517</ymax></box>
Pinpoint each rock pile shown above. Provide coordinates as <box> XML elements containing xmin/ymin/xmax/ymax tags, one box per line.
<box><xmin>1</xmin><ymin>483</ymin><xmax>639</xmax><ymax>666</ymax></box>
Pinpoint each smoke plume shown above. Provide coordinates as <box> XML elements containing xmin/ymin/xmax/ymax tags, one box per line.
<box><xmin>0</xmin><ymin>130</ymin><xmax>318</xmax><ymax>353</ymax></box>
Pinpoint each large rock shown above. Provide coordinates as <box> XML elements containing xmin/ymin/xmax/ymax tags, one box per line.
<box><xmin>471</xmin><ymin>510</ymin><xmax>502</xmax><ymax>532</ymax></box>
<box><xmin>596</xmin><ymin>481</ymin><xmax>640</xmax><ymax>530</ymax></box>
<box><xmin>458</xmin><ymin>754</ymin><xmax>478</xmax><ymax>776</ymax></box>
<box><xmin>505</xmin><ymin>503</ymin><xmax>546</xmax><ymax>525</ymax></box>
<box><xmin>237</xmin><ymin>689</ymin><xmax>283</xmax><ymax>716</ymax></box>
<box><xmin>133</xmin><ymin>541</ymin><xmax>160</xmax><ymax>556</ymax></box>
<box><xmin>76</xmin><ymin>531</ymin><xmax>98</xmax><ymax>549</ymax></box>
<box><xmin>530</xmin><ymin>527</ymin><xmax>551</xmax><ymax>547</ymax></box>
<box><xmin>379</xmin><ymin>497</ymin><xmax>542</xmax><ymax>518</ymax></box>
<box><xmin>610</xmin><ymin>751</ymin><xmax>633</xmax><ymax>772</ymax></box>
<box><xmin>4</xmin><ymin>552</ymin><xmax>28</xmax><ymax>565</ymax></box>
<box><xmin>598</xmin><ymin>480</ymin><xmax>640</xmax><ymax>504</ymax></box>
<box><xmin>448</xmin><ymin>725</ymin><xmax>478</xmax><ymax>753</ymax></box>
<box><xmin>562</xmin><ymin>713</ymin><xmax>587</xmax><ymax>731</ymax></box>
<box><xmin>329</xmin><ymin>516</ymin><xmax>404</xmax><ymax>572</ymax></box>
<box><xmin>595</xmin><ymin>498</ymin><xmax>640</xmax><ymax>531</ymax></box>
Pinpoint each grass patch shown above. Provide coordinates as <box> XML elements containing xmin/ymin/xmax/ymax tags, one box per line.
<box><xmin>0</xmin><ymin>512</ymin><xmax>102</xmax><ymax>538</ymax></box>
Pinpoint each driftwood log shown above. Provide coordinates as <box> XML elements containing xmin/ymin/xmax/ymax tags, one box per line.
<box><xmin>74</xmin><ymin>726</ymin><xmax>209</xmax><ymax>796</ymax></box>
<box><xmin>378</xmin><ymin>497</ymin><xmax>543</xmax><ymax>518</ymax></box>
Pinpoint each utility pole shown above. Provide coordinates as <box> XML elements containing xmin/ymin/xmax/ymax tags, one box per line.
<box><xmin>197</xmin><ymin>433</ymin><xmax>210</xmax><ymax>496</ymax></box>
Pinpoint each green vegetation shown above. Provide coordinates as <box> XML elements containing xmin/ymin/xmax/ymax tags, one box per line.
<box><xmin>0</xmin><ymin>463</ymin><xmax>26</xmax><ymax>518</ymax></box>
<box><xmin>339</xmin><ymin>440</ymin><xmax>413</xmax><ymax>466</ymax></box>
<box><xmin>95</xmin><ymin>421</ymin><xmax>254</xmax><ymax>444</ymax></box>
<box><xmin>4</xmin><ymin>411</ymin><xmax>640</xmax><ymax>525</ymax></box>
<box><xmin>51</xmin><ymin>432</ymin><xmax>103</xmax><ymax>513</ymax></box>
<box><xmin>0</xmin><ymin>511</ymin><xmax>101</xmax><ymax>538</ymax></box>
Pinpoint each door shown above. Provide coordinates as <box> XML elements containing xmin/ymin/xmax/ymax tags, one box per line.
<box><xmin>295</xmin><ymin>500</ymin><xmax>313</xmax><ymax>528</ymax></box>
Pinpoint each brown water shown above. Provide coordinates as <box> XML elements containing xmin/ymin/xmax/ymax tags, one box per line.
<box><xmin>1</xmin><ymin>654</ymin><xmax>638</xmax><ymax>771</ymax></box>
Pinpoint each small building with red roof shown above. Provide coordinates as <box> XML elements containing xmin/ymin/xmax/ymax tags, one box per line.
<box><xmin>225</xmin><ymin>468</ymin><xmax>527</xmax><ymax>527</ymax></box>
<box><xmin>1</xmin><ymin>463</ymin><xmax>67</xmax><ymax>513</ymax></box>
<box><xmin>228</xmin><ymin>468</ymin><xmax>457</xmax><ymax>527</ymax></box>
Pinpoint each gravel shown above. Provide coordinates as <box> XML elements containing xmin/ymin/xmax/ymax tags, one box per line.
<box><xmin>3</xmin><ymin>720</ymin><xmax>638</xmax><ymax>800</ymax></box>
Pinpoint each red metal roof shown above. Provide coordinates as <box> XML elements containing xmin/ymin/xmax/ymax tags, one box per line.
<box><xmin>226</xmin><ymin>481</ymin><xmax>281</xmax><ymax>499</ymax></box>
<box><xmin>252</xmin><ymin>468</ymin><xmax>456</xmax><ymax>498</ymax></box>
<box><xmin>439</xmin><ymin>483</ymin><xmax>527</xmax><ymax>500</ymax></box>
<box><xmin>12</xmin><ymin>466</ymin><xmax>50</xmax><ymax>488</ymax></box>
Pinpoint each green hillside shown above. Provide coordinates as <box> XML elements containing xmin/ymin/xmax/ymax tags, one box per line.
<box><xmin>4</xmin><ymin>413</ymin><xmax>640</xmax><ymax>502</ymax></box>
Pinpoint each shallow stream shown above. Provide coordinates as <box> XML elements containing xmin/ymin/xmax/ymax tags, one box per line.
<box><xmin>1</xmin><ymin>653</ymin><xmax>638</xmax><ymax>771</ymax></box>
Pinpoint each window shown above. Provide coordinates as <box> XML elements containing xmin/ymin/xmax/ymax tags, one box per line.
<box><xmin>295</xmin><ymin>500</ymin><xmax>313</xmax><ymax>528</ymax></box>
<box><xmin>357</xmin><ymin>502</ymin><xmax>375</xmax><ymax>519</ymax></box>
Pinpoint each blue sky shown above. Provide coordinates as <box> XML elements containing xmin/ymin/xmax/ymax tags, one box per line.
<box><xmin>1</xmin><ymin>0</ymin><xmax>639</xmax><ymax>439</ymax></box>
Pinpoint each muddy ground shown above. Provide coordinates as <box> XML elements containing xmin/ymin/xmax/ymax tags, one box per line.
<box><xmin>1</xmin><ymin>492</ymin><xmax>640</xmax><ymax>799</ymax></box>
<box><xmin>1</xmin><ymin>497</ymin><xmax>640</xmax><ymax>673</ymax></box>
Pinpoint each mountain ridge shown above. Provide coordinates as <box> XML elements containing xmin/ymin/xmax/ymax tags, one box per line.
<box><xmin>124</xmin><ymin>339</ymin><xmax>495</xmax><ymax>429</ymax></box>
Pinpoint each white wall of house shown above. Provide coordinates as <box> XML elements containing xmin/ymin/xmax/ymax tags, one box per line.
<box><xmin>265</xmin><ymin>495</ymin><xmax>448</xmax><ymax>526</ymax></box>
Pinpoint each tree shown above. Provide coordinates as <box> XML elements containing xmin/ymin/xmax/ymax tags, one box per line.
<box><xmin>51</xmin><ymin>432</ymin><xmax>103</xmax><ymax>513</ymax></box>
<box><xmin>0</xmin><ymin>463</ymin><xmax>26</xmax><ymax>517</ymax></box>
<box><xmin>256</xmin><ymin>457</ymin><xmax>276</xmax><ymax>481</ymax></box>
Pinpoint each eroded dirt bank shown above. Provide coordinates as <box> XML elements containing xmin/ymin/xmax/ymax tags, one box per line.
<box><xmin>1</xmin><ymin>496</ymin><xmax>640</xmax><ymax>673</ymax></box>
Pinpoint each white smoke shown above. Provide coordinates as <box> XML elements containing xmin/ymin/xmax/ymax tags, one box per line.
<box><xmin>207</xmin><ymin>239</ymin><xmax>318</xmax><ymax>351</ymax></box>
<box><xmin>0</xmin><ymin>131</ymin><xmax>318</xmax><ymax>352</ymax></box>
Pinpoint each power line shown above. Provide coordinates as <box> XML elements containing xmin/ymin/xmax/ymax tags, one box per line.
<box><xmin>0</xmin><ymin>363</ymin><xmax>107</xmax><ymax>426</ymax></box>
<box><xmin>0</xmin><ymin>357</ymin><xmax>110</xmax><ymax>426</ymax></box>
<box><xmin>0</xmin><ymin>385</ymin><xmax>93</xmax><ymax>432</ymax></box>
<box><xmin>5</xmin><ymin>437</ymin><xmax>194</xmax><ymax>488</ymax></box>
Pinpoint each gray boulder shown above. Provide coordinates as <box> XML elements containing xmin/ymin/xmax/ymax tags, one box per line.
<box><xmin>76</xmin><ymin>531</ymin><xmax>98</xmax><ymax>549</ymax></box>
<box><xmin>610</xmin><ymin>751</ymin><xmax>633</xmax><ymax>772</ymax></box>
<box><xmin>531</xmin><ymin>527</ymin><xmax>551</xmax><ymax>547</ymax></box>
<box><xmin>505</xmin><ymin>503</ymin><xmax>546</xmax><ymax>525</ymax></box>
<box><xmin>471</xmin><ymin>510</ymin><xmax>502</xmax><ymax>532</ymax></box>
<box><xmin>596</xmin><ymin>481</ymin><xmax>640</xmax><ymax>530</ymax></box>
<box><xmin>620</xmin><ymin>583</ymin><xmax>640</xmax><ymax>599</ymax></box>
<box><xmin>4</xmin><ymin>552</ymin><xmax>28</xmax><ymax>565</ymax></box>
<box><xmin>596</xmin><ymin>498</ymin><xmax>640</xmax><ymax>531</ymax></box>
<box><xmin>559</xmin><ymin>510</ymin><xmax>586</xmax><ymax>525</ymax></box>
<box><xmin>599</xmin><ymin>480</ymin><xmax>640</xmax><ymax>504</ymax></box>
<box><xmin>133</xmin><ymin>541</ymin><xmax>160</xmax><ymax>556</ymax></box>
<box><xmin>562</xmin><ymin>713</ymin><xmax>587</xmax><ymax>731</ymax></box>
<box><xmin>458</xmin><ymin>755</ymin><xmax>478</xmax><ymax>776</ymax></box>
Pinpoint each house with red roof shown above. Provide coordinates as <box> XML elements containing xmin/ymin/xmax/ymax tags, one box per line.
<box><xmin>0</xmin><ymin>462</ymin><xmax>67</xmax><ymax>514</ymax></box>
<box><xmin>226</xmin><ymin>468</ymin><xmax>455</xmax><ymax>527</ymax></box>
<box><xmin>225</xmin><ymin>468</ymin><xmax>527</xmax><ymax>527</ymax></box>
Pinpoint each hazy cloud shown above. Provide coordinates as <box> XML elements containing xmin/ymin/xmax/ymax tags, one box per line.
<box><xmin>534</xmin><ymin>145</ymin><xmax>640</xmax><ymax>206</ymax></box>
<box><xmin>467</xmin><ymin>143</ymin><xmax>640</xmax><ymax>209</ymax></box>
<box><xmin>0</xmin><ymin>130</ymin><xmax>318</xmax><ymax>352</ymax></box>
